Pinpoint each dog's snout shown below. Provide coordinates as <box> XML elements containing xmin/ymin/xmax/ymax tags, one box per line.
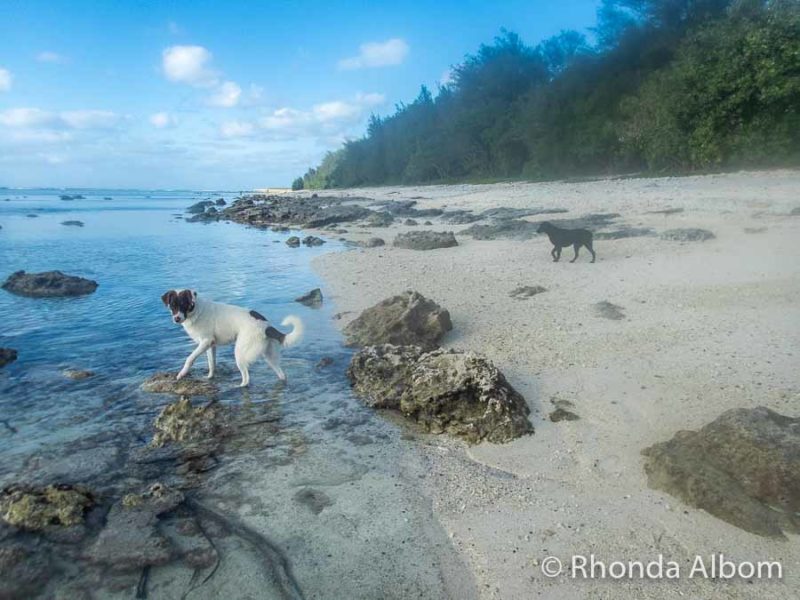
<box><xmin>173</xmin><ymin>315</ymin><xmax>183</xmax><ymax>323</ymax></box>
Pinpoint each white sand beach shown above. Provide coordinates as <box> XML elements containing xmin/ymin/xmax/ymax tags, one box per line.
<box><xmin>310</xmin><ymin>170</ymin><xmax>800</xmax><ymax>599</ymax></box>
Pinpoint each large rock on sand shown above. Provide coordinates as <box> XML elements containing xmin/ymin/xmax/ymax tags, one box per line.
<box><xmin>660</xmin><ymin>228</ymin><xmax>715</xmax><ymax>242</ymax></box>
<box><xmin>2</xmin><ymin>270</ymin><xmax>98</xmax><ymax>298</ymax></box>
<box><xmin>151</xmin><ymin>397</ymin><xmax>224</xmax><ymax>448</ymax></box>
<box><xmin>347</xmin><ymin>344</ymin><xmax>533</xmax><ymax>443</ymax></box>
<box><xmin>393</xmin><ymin>231</ymin><xmax>458</xmax><ymax>250</ymax></box>
<box><xmin>343</xmin><ymin>291</ymin><xmax>452</xmax><ymax>349</ymax></box>
<box><xmin>642</xmin><ymin>407</ymin><xmax>800</xmax><ymax>537</ymax></box>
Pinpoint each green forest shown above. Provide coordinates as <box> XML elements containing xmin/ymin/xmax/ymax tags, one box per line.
<box><xmin>296</xmin><ymin>0</ymin><xmax>800</xmax><ymax>190</ymax></box>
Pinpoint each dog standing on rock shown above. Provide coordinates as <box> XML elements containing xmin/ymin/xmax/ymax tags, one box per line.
<box><xmin>537</xmin><ymin>222</ymin><xmax>596</xmax><ymax>263</ymax></box>
<box><xmin>161</xmin><ymin>289</ymin><xmax>303</xmax><ymax>386</ymax></box>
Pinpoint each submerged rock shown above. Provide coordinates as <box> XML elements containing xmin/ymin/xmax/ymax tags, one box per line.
<box><xmin>393</xmin><ymin>231</ymin><xmax>458</xmax><ymax>251</ymax></box>
<box><xmin>141</xmin><ymin>372</ymin><xmax>217</xmax><ymax>396</ymax></box>
<box><xmin>660</xmin><ymin>228</ymin><xmax>715</xmax><ymax>242</ymax></box>
<box><xmin>61</xmin><ymin>220</ymin><xmax>85</xmax><ymax>227</ymax></box>
<box><xmin>151</xmin><ymin>397</ymin><xmax>223</xmax><ymax>447</ymax></box>
<box><xmin>347</xmin><ymin>344</ymin><xmax>533</xmax><ymax>443</ymax></box>
<box><xmin>0</xmin><ymin>484</ymin><xmax>94</xmax><ymax>530</ymax></box>
<box><xmin>215</xmin><ymin>198</ymin><xmax>226</xmax><ymax>206</ymax></box>
<box><xmin>2</xmin><ymin>270</ymin><xmax>98</xmax><ymax>298</ymax></box>
<box><xmin>62</xmin><ymin>368</ymin><xmax>94</xmax><ymax>380</ymax></box>
<box><xmin>594</xmin><ymin>301</ymin><xmax>625</xmax><ymax>320</ymax></box>
<box><xmin>595</xmin><ymin>227</ymin><xmax>654</xmax><ymax>240</ymax></box>
<box><xmin>88</xmin><ymin>483</ymin><xmax>183</xmax><ymax>571</ymax></box>
<box><xmin>403</xmin><ymin>218</ymin><xmax>418</xmax><ymax>226</ymax></box>
<box><xmin>293</xmin><ymin>488</ymin><xmax>334</xmax><ymax>514</ymax></box>
<box><xmin>286</xmin><ymin>236</ymin><xmax>301</xmax><ymax>248</ymax></box>
<box><xmin>0</xmin><ymin>543</ymin><xmax>51</xmax><ymax>599</ymax></box>
<box><xmin>509</xmin><ymin>285</ymin><xmax>547</xmax><ymax>299</ymax></box>
<box><xmin>0</xmin><ymin>348</ymin><xmax>17</xmax><ymax>367</ymax></box>
<box><xmin>295</xmin><ymin>288</ymin><xmax>323</xmax><ymax>308</ymax></box>
<box><xmin>365</xmin><ymin>212</ymin><xmax>394</xmax><ymax>227</ymax></box>
<box><xmin>642</xmin><ymin>407</ymin><xmax>800</xmax><ymax>537</ymax></box>
<box><xmin>343</xmin><ymin>290</ymin><xmax>452</xmax><ymax>349</ymax></box>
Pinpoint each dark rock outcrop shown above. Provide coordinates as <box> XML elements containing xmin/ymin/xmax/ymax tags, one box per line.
<box><xmin>393</xmin><ymin>231</ymin><xmax>458</xmax><ymax>251</ymax></box>
<box><xmin>62</xmin><ymin>368</ymin><xmax>94</xmax><ymax>380</ymax></box>
<box><xmin>347</xmin><ymin>344</ymin><xmax>533</xmax><ymax>443</ymax></box>
<box><xmin>295</xmin><ymin>288</ymin><xmax>323</xmax><ymax>308</ymax></box>
<box><xmin>365</xmin><ymin>212</ymin><xmax>394</xmax><ymax>227</ymax></box>
<box><xmin>343</xmin><ymin>291</ymin><xmax>452</xmax><ymax>349</ymax></box>
<box><xmin>285</xmin><ymin>236</ymin><xmax>301</xmax><ymax>248</ymax></box>
<box><xmin>642</xmin><ymin>407</ymin><xmax>800</xmax><ymax>537</ymax></box>
<box><xmin>2</xmin><ymin>270</ymin><xmax>98</xmax><ymax>298</ymax></box>
<box><xmin>61</xmin><ymin>220</ymin><xmax>84</xmax><ymax>227</ymax></box>
<box><xmin>660</xmin><ymin>228</ymin><xmax>715</xmax><ymax>242</ymax></box>
<box><xmin>186</xmin><ymin>200</ymin><xmax>215</xmax><ymax>214</ymax></box>
<box><xmin>0</xmin><ymin>348</ymin><xmax>17</xmax><ymax>367</ymax></box>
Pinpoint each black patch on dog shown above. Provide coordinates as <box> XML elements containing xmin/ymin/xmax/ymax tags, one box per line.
<box><xmin>249</xmin><ymin>310</ymin><xmax>267</xmax><ymax>321</ymax></box>
<box><xmin>162</xmin><ymin>289</ymin><xmax>195</xmax><ymax>314</ymax></box>
<box><xmin>265</xmin><ymin>326</ymin><xmax>286</xmax><ymax>344</ymax></box>
<box><xmin>537</xmin><ymin>221</ymin><xmax>596</xmax><ymax>263</ymax></box>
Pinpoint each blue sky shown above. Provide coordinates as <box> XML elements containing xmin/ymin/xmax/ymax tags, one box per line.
<box><xmin>0</xmin><ymin>0</ymin><xmax>599</xmax><ymax>189</ymax></box>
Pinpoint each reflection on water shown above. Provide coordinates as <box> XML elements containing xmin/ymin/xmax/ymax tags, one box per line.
<box><xmin>0</xmin><ymin>190</ymin><xmax>473</xmax><ymax>599</ymax></box>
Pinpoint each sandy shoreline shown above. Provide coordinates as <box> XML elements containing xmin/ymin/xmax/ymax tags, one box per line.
<box><xmin>309</xmin><ymin>170</ymin><xmax>800</xmax><ymax>599</ymax></box>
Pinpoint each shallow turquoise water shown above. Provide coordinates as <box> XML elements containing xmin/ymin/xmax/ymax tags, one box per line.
<box><xmin>0</xmin><ymin>189</ymin><xmax>348</xmax><ymax>464</ymax></box>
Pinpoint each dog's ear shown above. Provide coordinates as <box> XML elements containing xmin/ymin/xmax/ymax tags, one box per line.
<box><xmin>161</xmin><ymin>290</ymin><xmax>176</xmax><ymax>306</ymax></box>
<box><xmin>192</xmin><ymin>290</ymin><xmax>198</xmax><ymax>299</ymax></box>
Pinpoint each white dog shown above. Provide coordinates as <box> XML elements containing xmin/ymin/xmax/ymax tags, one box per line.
<box><xmin>161</xmin><ymin>289</ymin><xmax>303</xmax><ymax>386</ymax></box>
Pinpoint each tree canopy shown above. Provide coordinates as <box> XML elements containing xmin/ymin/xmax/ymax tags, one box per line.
<box><xmin>300</xmin><ymin>0</ymin><xmax>800</xmax><ymax>188</ymax></box>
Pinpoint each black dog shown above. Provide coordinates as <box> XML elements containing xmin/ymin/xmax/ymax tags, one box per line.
<box><xmin>537</xmin><ymin>221</ymin><xmax>596</xmax><ymax>263</ymax></box>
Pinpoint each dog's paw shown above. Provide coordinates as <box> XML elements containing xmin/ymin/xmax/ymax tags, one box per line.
<box><xmin>176</xmin><ymin>370</ymin><xmax>188</xmax><ymax>381</ymax></box>
<box><xmin>206</xmin><ymin>373</ymin><xmax>215</xmax><ymax>380</ymax></box>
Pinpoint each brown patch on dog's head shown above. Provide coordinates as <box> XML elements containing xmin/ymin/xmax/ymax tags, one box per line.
<box><xmin>162</xmin><ymin>289</ymin><xmax>196</xmax><ymax>324</ymax></box>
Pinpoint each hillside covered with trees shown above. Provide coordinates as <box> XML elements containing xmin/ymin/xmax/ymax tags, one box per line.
<box><xmin>297</xmin><ymin>0</ymin><xmax>800</xmax><ymax>189</ymax></box>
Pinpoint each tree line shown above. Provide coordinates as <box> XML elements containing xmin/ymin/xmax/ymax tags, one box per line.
<box><xmin>295</xmin><ymin>0</ymin><xmax>800</xmax><ymax>190</ymax></box>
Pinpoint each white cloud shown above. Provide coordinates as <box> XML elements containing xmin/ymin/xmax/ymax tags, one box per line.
<box><xmin>162</xmin><ymin>45</ymin><xmax>218</xmax><ymax>87</ymax></box>
<box><xmin>61</xmin><ymin>110</ymin><xmax>120</xmax><ymax>129</ymax></box>
<box><xmin>259</xmin><ymin>93</ymin><xmax>385</xmax><ymax>137</ymax></box>
<box><xmin>150</xmin><ymin>112</ymin><xmax>176</xmax><ymax>128</ymax></box>
<box><xmin>0</xmin><ymin>107</ymin><xmax>120</xmax><ymax>130</ymax></box>
<box><xmin>220</xmin><ymin>120</ymin><xmax>255</xmax><ymax>138</ymax></box>
<box><xmin>0</xmin><ymin>68</ymin><xmax>11</xmax><ymax>92</ymax></box>
<box><xmin>37</xmin><ymin>51</ymin><xmax>68</xmax><ymax>64</ymax></box>
<box><xmin>338</xmin><ymin>38</ymin><xmax>409</xmax><ymax>70</ymax></box>
<box><xmin>209</xmin><ymin>81</ymin><xmax>242</xmax><ymax>107</ymax></box>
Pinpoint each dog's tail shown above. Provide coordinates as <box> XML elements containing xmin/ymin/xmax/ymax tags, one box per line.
<box><xmin>280</xmin><ymin>315</ymin><xmax>304</xmax><ymax>348</ymax></box>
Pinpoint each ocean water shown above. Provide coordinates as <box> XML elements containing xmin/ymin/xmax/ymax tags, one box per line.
<box><xmin>0</xmin><ymin>190</ymin><xmax>472</xmax><ymax>599</ymax></box>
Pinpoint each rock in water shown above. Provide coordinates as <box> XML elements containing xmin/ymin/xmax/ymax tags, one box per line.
<box><xmin>660</xmin><ymin>228</ymin><xmax>715</xmax><ymax>242</ymax></box>
<box><xmin>347</xmin><ymin>344</ymin><xmax>533</xmax><ymax>443</ymax></box>
<box><xmin>88</xmin><ymin>483</ymin><xmax>183</xmax><ymax>571</ymax></box>
<box><xmin>61</xmin><ymin>220</ymin><xmax>85</xmax><ymax>227</ymax></box>
<box><xmin>151</xmin><ymin>397</ymin><xmax>223</xmax><ymax>447</ymax></box>
<box><xmin>393</xmin><ymin>231</ymin><xmax>458</xmax><ymax>250</ymax></box>
<box><xmin>295</xmin><ymin>288</ymin><xmax>323</xmax><ymax>308</ymax></box>
<box><xmin>0</xmin><ymin>348</ymin><xmax>17</xmax><ymax>367</ymax></box>
<box><xmin>141</xmin><ymin>372</ymin><xmax>217</xmax><ymax>396</ymax></box>
<box><xmin>0</xmin><ymin>484</ymin><xmax>94</xmax><ymax>530</ymax></box>
<box><xmin>286</xmin><ymin>236</ymin><xmax>301</xmax><ymax>248</ymax></box>
<box><xmin>302</xmin><ymin>235</ymin><xmax>325</xmax><ymax>246</ymax></box>
<box><xmin>343</xmin><ymin>290</ymin><xmax>452</xmax><ymax>349</ymax></box>
<box><xmin>2</xmin><ymin>270</ymin><xmax>98</xmax><ymax>298</ymax></box>
<box><xmin>642</xmin><ymin>407</ymin><xmax>800</xmax><ymax>537</ymax></box>
<box><xmin>0</xmin><ymin>543</ymin><xmax>51</xmax><ymax>599</ymax></box>
<box><xmin>186</xmin><ymin>200</ymin><xmax>215</xmax><ymax>214</ymax></box>
<box><xmin>62</xmin><ymin>368</ymin><xmax>94</xmax><ymax>380</ymax></box>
